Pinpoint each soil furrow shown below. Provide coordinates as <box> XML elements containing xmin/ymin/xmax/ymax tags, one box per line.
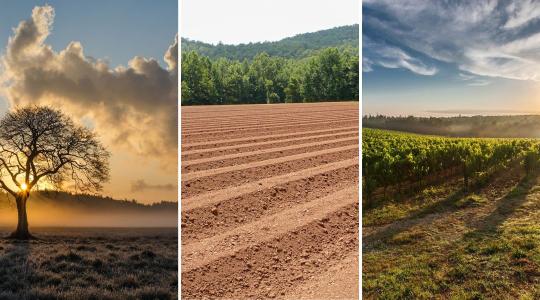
<box><xmin>181</xmin><ymin>201</ymin><xmax>358</xmax><ymax>299</ymax></box>
<box><xmin>182</xmin><ymin>158</ymin><xmax>359</xmax><ymax>212</ymax></box>
<box><xmin>181</xmin><ymin>116</ymin><xmax>358</xmax><ymax>130</ymax></box>
<box><xmin>182</xmin><ymin>126</ymin><xmax>358</xmax><ymax>150</ymax></box>
<box><xmin>182</xmin><ymin>130</ymin><xmax>358</xmax><ymax>157</ymax></box>
<box><xmin>182</xmin><ymin>165</ymin><xmax>358</xmax><ymax>243</ymax></box>
<box><xmin>182</xmin><ymin>117</ymin><xmax>359</xmax><ymax>135</ymax></box>
<box><xmin>182</xmin><ymin>137</ymin><xmax>358</xmax><ymax>170</ymax></box>
<box><xmin>181</xmin><ymin>103</ymin><xmax>358</xmax><ymax>117</ymax></box>
<box><xmin>183</xmin><ymin>121</ymin><xmax>359</xmax><ymax>144</ymax></box>
<box><xmin>182</xmin><ymin>185</ymin><xmax>358</xmax><ymax>273</ymax></box>
<box><xmin>181</xmin><ymin>102</ymin><xmax>356</xmax><ymax>112</ymax></box>
<box><xmin>182</xmin><ymin>145</ymin><xmax>358</xmax><ymax>185</ymax></box>
<box><xmin>181</xmin><ymin>105</ymin><xmax>357</xmax><ymax>116</ymax></box>
<box><xmin>181</xmin><ymin>113</ymin><xmax>359</xmax><ymax>129</ymax></box>
<box><xmin>184</xmin><ymin>140</ymin><xmax>358</xmax><ymax>174</ymax></box>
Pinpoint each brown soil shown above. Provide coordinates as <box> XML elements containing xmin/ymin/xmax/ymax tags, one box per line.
<box><xmin>181</xmin><ymin>102</ymin><xmax>359</xmax><ymax>299</ymax></box>
<box><xmin>182</xmin><ymin>131</ymin><xmax>358</xmax><ymax>160</ymax></box>
<box><xmin>183</xmin><ymin>120</ymin><xmax>359</xmax><ymax>143</ymax></box>
<box><xmin>182</xmin><ymin>147</ymin><xmax>358</xmax><ymax>198</ymax></box>
<box><xmin>182</xmin><ymin>114</ymin><xmax>359</xmax><ymax>131</ymax></box>
<box><xmin>182</xmin><ymin>138</ymin><xmax>358</xmax><ymax>173</ymax></box>
<box><xmin>182</xmin><ymin>127</ymin><xmax>358</xmax><ymax>151</ymax></box>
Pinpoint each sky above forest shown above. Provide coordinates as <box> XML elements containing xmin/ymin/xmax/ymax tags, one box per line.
<box><xmin>0</xmin><ymin>1</ymin><xmax>178</xmax><ymax>203</ymax></box>
<box><xmin>363</xmin><ymin>0</ymin><xmax>540</xmax><ymax>116</ymax></box>
<box><xmin>181</xmin><ymin>0</ymin><xmax>359</xmax><ymax>44</ymax></box>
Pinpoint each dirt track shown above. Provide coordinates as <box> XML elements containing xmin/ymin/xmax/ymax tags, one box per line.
<box><xmin>181</xmin><ymin>102</ymin><xmax>359</xmax><ymax>299</ymax></box>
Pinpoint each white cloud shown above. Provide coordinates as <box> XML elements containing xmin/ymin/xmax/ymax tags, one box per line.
<box><xmin>0</xmin><ymin>6</ymin><xmax>178</xmax><ymax>160</ymax></box>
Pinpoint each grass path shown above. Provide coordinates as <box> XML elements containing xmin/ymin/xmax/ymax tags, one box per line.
<box><xmin>363</xmin><ymin>167</ymin><xmax>540</xmax><ymax>299</ymax></box>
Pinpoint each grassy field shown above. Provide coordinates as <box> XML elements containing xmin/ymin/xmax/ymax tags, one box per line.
<box><xmin>363</xmin><ymin>130</ymin><xmax>540</xmax><ymax>299</ymax></box>
<box><xmin>0</xmin><ymin>227</ymin><xmax>177</xmax><ymax>300</ymax></box>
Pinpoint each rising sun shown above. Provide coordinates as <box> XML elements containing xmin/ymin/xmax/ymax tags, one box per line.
<box><xmin>20</xmin><ymin>183</ymin><xmax>28</xmax><ymax>191</ymax></box>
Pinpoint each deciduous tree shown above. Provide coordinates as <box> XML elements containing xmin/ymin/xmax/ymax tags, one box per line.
<box><xmin>0</xmin><ymin>106</ymin><xmax>110</xmax><ymax>239</ymax></box>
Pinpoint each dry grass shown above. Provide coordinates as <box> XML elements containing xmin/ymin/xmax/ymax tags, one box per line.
<box><xmin>0</xmin><ymin>227</ymin><xmax>177</xmax><ymax>300</ymax></box>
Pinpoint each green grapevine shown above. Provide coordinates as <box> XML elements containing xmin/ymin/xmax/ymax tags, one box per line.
<box><xmin>362</xmin><ymin>128</ymin><xmax>539</xmax><ymax>200</ymax></box>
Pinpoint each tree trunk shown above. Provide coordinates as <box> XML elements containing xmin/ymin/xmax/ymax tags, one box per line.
<box><xmin>9</xmin><ymin>193</ymin><xmax>33</xmax><ymax>239</ymax></box>
<box><xmin>463</xmin><ymin>163</ymin><xmax>469</xmax><ymax>190</ymax></box>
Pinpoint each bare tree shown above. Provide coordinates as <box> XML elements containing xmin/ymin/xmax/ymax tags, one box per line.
<box><xmin>0</xmin><ymin>106</ymin><xmax>110</xmax><ymax>239</ymax></box>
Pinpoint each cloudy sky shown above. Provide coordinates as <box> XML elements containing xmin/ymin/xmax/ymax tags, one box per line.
<box><xmin>0</xmin><ymin>1</ymin><xmax>177</xmax><ymax>203</ymax></box>
<box><xmin>363</xmin><ymin>0</ymin><xmax>540</xmax><ymax>116</ymax></box>
<box><xmin>182</xmin><ymin>0</ymin><xmax>359</xmax><ymax>44</ymax></box>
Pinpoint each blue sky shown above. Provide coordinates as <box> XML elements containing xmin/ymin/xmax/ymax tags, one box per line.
<box><xmin>363</xmin><ymin>0</ymin><xmax>540</xmax><ymax>116</ymax></box>
<box><xmin>0</xmin><ymin>0</ymin><xmax>177</xmax><ymax>68</ymax></box>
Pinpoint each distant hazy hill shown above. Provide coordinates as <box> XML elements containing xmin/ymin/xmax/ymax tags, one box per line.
<box><xmin>363</xmin><ymin>115</ymin><xmax>540</xmax><ymax>138</ymax></box>
<box><xmin>181</xmin><ymin>24</ymin><xmax>359</xmax><ymax>60</ymax></box>
<box><xmin>0</xmin><ymin>191</ymin><xmax>177</xmax><ymax>227</ymax></box>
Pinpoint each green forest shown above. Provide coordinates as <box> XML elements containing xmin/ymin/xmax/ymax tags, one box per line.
<box><xmin>181</xmin><ymin>25</ymin><xmax>358</xmax><ymax>60</ymax></box>
<box><xmin>181</xmin><ymin>25</ymin><xmax>359</xmax><ymax>105</ymax></box>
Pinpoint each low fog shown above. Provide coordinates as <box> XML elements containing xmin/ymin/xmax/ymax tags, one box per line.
<box><xmin>363</xmin><ymin>115</ymin><xmax>540</xmax><ymax>138</ymax></box>
<box><xmin>0</xmin><ymin>192</ymin><xmax>177</xmax><ymax>228</ymax></box>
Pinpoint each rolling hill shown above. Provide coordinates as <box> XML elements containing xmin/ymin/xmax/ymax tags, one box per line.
<box><xmin>181</xmin><ymin>24</ymin><xmax>359</xmax><ymax>60</ymax></box>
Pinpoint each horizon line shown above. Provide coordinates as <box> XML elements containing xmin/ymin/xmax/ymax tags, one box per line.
<box><xmin>181</xmin><ymin>23</ymin><xmax>358</xmax><ymax>46</ymax></box>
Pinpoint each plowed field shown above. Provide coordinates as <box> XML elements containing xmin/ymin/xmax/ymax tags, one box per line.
<box><xmin>181</xmin><ymin>102</ymin><xmax>359</xmax><ymax>299</ymax></box>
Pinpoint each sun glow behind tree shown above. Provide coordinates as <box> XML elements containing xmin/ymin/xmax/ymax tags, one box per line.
<box><xmin>0</xmin><ymin>106</ymin><xmax>110</xmax><ymax>239</ymax></box>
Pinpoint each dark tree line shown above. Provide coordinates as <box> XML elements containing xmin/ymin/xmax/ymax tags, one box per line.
<box><xmin>181</xmin><ymin>47</ymin><xmax>359</xmax><ymax>105</ymax></box>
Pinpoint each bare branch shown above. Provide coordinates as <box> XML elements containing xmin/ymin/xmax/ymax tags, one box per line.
<box><xmin>0</xmin><ymin>106</ymin><xmax>110</xmax><ymax>194</ymax></box>
<box><xmin>0</xmin><ymin>179</ymin><xmax>16</xmax><ymax>197</ymax></box>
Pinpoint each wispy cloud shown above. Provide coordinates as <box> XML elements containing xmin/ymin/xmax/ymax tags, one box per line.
<box><xmin>503</xmin><ymin>0</ymin><xmax>540</xmax><ymax>29</ymax></box>
<box><xmin>363</xmin><ymin>36</ymin><xmax>437</xmax><ymax>75</ymax></box>
<box><xmin>364</xmin><ymin>0</ymin><xmax>540</xmax><ymax>82</ymax></box>
<box><xmin>458</xmin><ymin>72</ymin><xmax>491</xmax><ymax>86</ymax></box>
<box><xmin>362</xmin><ymin>57</ymin><xmax>373</xmax><ymax>72</ymax></box>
